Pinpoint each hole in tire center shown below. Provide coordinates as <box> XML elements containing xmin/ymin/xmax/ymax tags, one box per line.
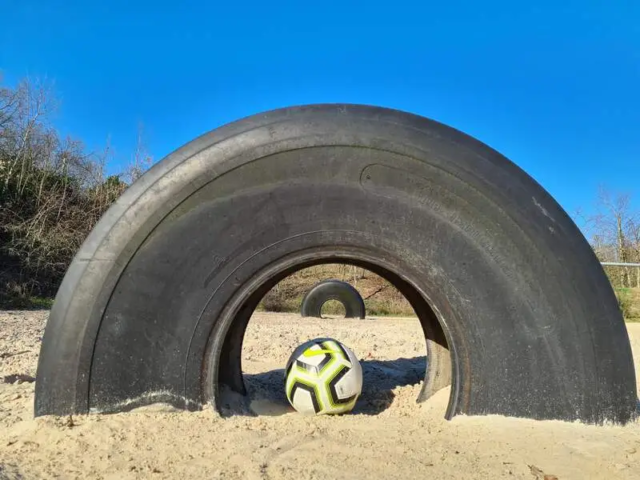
<box><xmin>320</xmin><ymin>300</ymin><xmax>346</xmax><ymax>318</ymax></box>
<box><xmin>216</xmin><ymin>262</ymin><xmax>451</xmax><ymax>417</ymax></box>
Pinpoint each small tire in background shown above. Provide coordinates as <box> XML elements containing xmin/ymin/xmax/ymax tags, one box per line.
<box><xmin>300</xmin><ymin>279</ymin><xmax>366</xmax><ymax>319</ymax></box>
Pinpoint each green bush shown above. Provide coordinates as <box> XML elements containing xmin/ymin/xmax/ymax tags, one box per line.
<box><xmin>615</xmin><ymin>288</ymin><xmax>634</xmax><ymax>320</ymax></box>
<box><xmin>0</xmin><ymin>77</ymin><xmax>150</xmax><ymax>309</ymax></box>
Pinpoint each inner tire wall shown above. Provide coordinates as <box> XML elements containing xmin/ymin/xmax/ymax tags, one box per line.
<box><xmin>34</xmin><ymin>104</ymin><xmax>637</xmax><ymax>425</ymax></box>
<box><xmin>300</xmin><ymin>279</ymin><xmax>366</xmax><ymax>319</ymax></box>
<box><xmin>210</xmin><ymin>255</ymin><xmax>450</xmax><ymax>414</ymax></box>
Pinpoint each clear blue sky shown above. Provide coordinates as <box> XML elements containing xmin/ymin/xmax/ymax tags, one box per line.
<box><xmin>1</xmin><ymin>1</ymin><xmax>639</xmax><ymax>223</ymax></box>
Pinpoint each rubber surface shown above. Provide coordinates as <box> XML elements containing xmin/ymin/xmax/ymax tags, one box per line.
<box><xmin>300</xmin><ymin>280</ymin><xmax>366</xmax><ymax>319</ymax></box>
<box><xmin>34</xmin><ymin>104</ymin><xmax>638</xmax><ymax>424</ymax></box>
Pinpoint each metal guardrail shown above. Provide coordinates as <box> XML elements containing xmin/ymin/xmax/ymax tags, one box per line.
<box><xmin>601</xmin><ymin>262</ymin><xmax>640</xmax><ymax>267</ymax></box>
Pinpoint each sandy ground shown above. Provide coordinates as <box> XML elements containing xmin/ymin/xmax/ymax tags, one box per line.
<box><xmin>1</xmin><ymin>311</ymin><xmax>639</xmax><ymax>480</ymax></box>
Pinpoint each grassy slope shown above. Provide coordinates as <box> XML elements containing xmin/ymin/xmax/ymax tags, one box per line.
<box><xmin>257</xmin><ymin>264</ymin><xmax>415</xmax><ymax>317</ymax></box>
<box><xmin>8</xmin><ymin>264</ymin><xmax>640</xmax><ymax>321</ymax></box>
<box><xmin>259</xmin><ymin>264</ymin><xmax>640</xmax><ymax>321</ymax></box>
<box><xmin>615</xmin><ymin>287</ymin><xmax>640</xmax><ymax>322</ymax></box>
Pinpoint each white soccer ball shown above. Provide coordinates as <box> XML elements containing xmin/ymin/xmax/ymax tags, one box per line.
<box><xmin>284</xmin><ymin>338</ymin><xmax>363</xmax><ymax>415</ymax></box>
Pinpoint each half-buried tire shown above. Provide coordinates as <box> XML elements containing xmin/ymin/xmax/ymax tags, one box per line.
<box><xmin>300</xmin><ymin>279</ymin><xmax>366</xmax><ymax>319</ymax></box>
<box><xmin>35</xmin><ymin>104</ymin><xmax>637</xmax><ymax>424</ymax></box>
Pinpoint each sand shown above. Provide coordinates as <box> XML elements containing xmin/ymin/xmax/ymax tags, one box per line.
<box><xmin>1</xmin><ymin>311</ymin><xmax>639</xmax><ymax>480</ymax></box>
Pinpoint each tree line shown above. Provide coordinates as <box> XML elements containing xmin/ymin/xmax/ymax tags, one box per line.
<box><xmin>0</xmin><ymin>76</ymin><xmax>151</xmax><ymax>307</ymax></box>
<box><xmin>578</xmin><ymin>188</ymin><xmax>640</xmax><ymax>289</ymax></box>
<box><xmin>0</xmin><ymin>76</ymin><xmax>637</xmax><ymax>310</ymax></box>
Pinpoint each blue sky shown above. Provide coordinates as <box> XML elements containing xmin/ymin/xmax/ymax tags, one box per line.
<box><xmin>1</xmin><ymin>1</ymin><xmax>639</xmax><ymax>224</ymax></box>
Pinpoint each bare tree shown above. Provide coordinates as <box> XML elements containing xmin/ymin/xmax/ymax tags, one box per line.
<box><xmin>0</xmin><ymin>75</ymin><xmax>153</xmax><ymax>307</ymax></box>
<box><xmin>123</xmin><ymin>121</ymin><xmax>153</xmax><ymax>184</ymax></box>
<box><xmin>584</xmin><ymin>186</ymin><xmax>639</xmax><ymax>287</ymax></box>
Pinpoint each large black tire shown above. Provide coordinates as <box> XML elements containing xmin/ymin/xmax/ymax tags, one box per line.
<box><xmin>35</xmin><ymin>104</ymin><xmax>637</xmax><ymax>424</ymax></box>
<box><xmin>300</xmin><ymin>279</ymin><xmax>366</xmax><ymax>319</ymax></box>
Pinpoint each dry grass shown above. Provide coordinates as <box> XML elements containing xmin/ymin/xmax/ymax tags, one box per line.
<box><xmin>0</xmin><ymin>77</ymin><xmax>151</xmax><ymax>309</ymax></box>
<box><xmin>258</xmin><ymin>264</ymin><xmax>415</xmax><ymax>317</ymax></box>
<box><xmin>616</xmin><ymin>287</ymin><xmax>640</xmax><ymax>322</ymax></box>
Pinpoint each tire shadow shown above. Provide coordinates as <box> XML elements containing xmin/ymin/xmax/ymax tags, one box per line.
<box><xmin>238</xmin><ymin>356</ymin><xmax>427</xmax><ymax>417</ymax></box>
<box><xmin>0</xmin><ymin>463</ymin><xmax>25</xmax><ymax>480</ymax></box>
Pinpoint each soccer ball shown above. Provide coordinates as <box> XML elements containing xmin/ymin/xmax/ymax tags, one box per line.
<box><xmin>284</xmin><ymin>338</ymin><xmax>363</xmax><ymax>415</ymax></box>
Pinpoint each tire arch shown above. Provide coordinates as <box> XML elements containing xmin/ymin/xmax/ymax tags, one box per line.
<box><xmin>33</xmin><ymin>104</ymin><xmax>637</xmax><ymax>425</ymax></box>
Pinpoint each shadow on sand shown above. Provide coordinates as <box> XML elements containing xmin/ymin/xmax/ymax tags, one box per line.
<box><xmin>223</xmin><ymin>356</ymin><xmax>427</xmax><ymax>417</ymax></box>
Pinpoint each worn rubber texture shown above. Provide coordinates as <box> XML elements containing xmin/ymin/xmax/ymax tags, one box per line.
<box><xmin>300</xmin><ymin>279</ymin><xmax>366</xmax><ymax>319</ymax></box>
<box><xmin>34</xmin><ymin>104</ymin><xmax>637</xmax><ymax>424</ymax></box>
